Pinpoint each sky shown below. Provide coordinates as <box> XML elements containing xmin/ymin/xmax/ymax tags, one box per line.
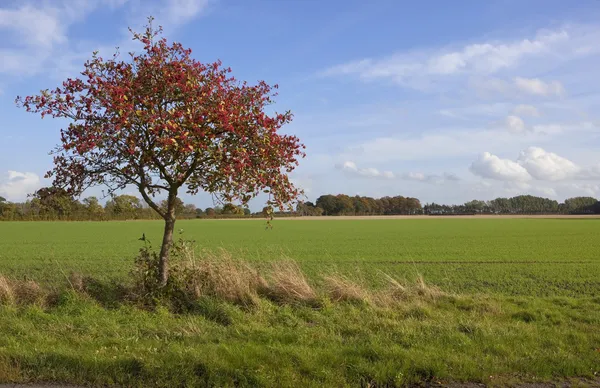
<box><xmin>1</xmin><ymin>0</ymin><xmax>600</xmax><ymax>209</ymax></box>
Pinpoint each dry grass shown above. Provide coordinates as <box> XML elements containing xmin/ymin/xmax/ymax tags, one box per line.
<box><xmin>0</xmin><ymin>276</ymin><xmax>47</xmax><ymax>307</ymax></box>
<box><xmin>173</xmin><ymin>246</ymin><xmax>319</xmax><ymax>306</ymax></box>
<box><xmin>413</xmin><ymin>274</ymin><xmax>446</xmax><ymax>299</ymax></box>
<box><xmin>174</xmin><ymin>248</ymin><xmax>265</xmax><ymax>306</ymax></box>
<box><xmin>323</xmin><ymin>274</ymin><xmax>370</xmax><ymax>304</ymax></box>
<box><xmin>0</xmin><ymin>275</ymin><xmax>15</xmax><ymax>306</ymax></box>
<box><xmin>13</xmin><ymin>280</ymin><xmax>46</xmax><ymax>306</ymax></box>
<box><xmin>2</xmin><ymin>248</ymin><xmax>449</xmax><ymax>311</ymax></box>
<box><xmin>68</xmin><ymin>271</ymin><xmax>85</xmax><ymax>292</ymax></box>
<box><xmin>373</xmin><ymin>272</ymin><xmax>447</xmax><ymax>307</ymax></box>
<box><xmin>262</xmin><ymin>260</ymin><xmax>318</xmax><ymax>305</ymax></box>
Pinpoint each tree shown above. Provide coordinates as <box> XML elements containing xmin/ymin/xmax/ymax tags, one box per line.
<box><xmin>222</xmin><ymin>203</ymin><xmax>243</xmax><ymax>215</ymax></box>
<box><xmin>83</xmin><ymin>196</ymin><xmax>105</xmax><ymax>219</ymax></box>
<box><xmin>160</xmin><ymin>197</ymin><xmax>185</xmax><ymax>217</ymax></box>
<box><xmin>183</xmin><ymin>203</ymin><xmax>197</xmax><ymax>218</ymax></box>
<box><xmin>16</xmin><ymin>18</ymin><xmax>304</xmax><ymax>285</ymax></box>
<box><xmin>563</xmin><ymin>197</ymin><xmax>598</xmax><ymax>214</ymax></box>
<box><xmin>105</xmin><ymin>194</ymin><xmax>142</xmax><ymax>219</ymax></box>
<box><xmin>31</xmin><ymin>187</ymin><xmax>79</xmax><ymax>219</ymax></box>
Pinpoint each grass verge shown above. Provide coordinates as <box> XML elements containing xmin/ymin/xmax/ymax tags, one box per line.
<box><xmin>1</xmin><ymin>247</ymin><xmax>600</xmax><ymax>387</ymax></box>
<box><xmin>1</xmin><ymin>292</ymin><xmax>599</xmax><ymax>387</ymax></box>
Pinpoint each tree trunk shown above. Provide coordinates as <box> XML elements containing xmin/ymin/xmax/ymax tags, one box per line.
<box><xmin>158</xmin><ymin>192</ymin><xmax>177</xmax><ymax>287</ymax></box>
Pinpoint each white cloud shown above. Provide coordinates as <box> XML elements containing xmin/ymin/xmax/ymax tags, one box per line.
<box><xmin>517</xmin><ymin>147</ymin><xmax>580</xmax><ymax>180</ymax></box>
<box><xmin>505</xmin><ymin>115</ymin><xmax>527</xmax><ymax>134</ymax></box>
<box><xmin>322</xmin><ymin>29</ymin><xmax>568</xmax><ymax>82</ymax></box>
<box><xmin>0</xmin><ymin>5</ymin><xmax>66</xmax><ymax>48</ymax></box>
<box><xmin>513</xmin><ymin>104</ymin><xmax>540</xmax><ymax>117</ymax></box>
<box><xmin>0</xmin><ymin>171</ymin><xmax>41</xmax><ymax>201</ymax></box>
<box><xmin>0</xmin><ymin>0</ymin><xmax>209</xmax><ymax>77</ymax></box>
<box><xmin>514</xmin><ymin>77</ymin><xmax>565</xmax><ymax>96</ymax></box>
<box><xmin>470</xmin><ymin>77</ymin><xmax>565</xmax><ymax>98</ymax></box>
<box><xmin>470</xmin><ymin>152</ymin><xmax>532</xmax><ymax>181</ymax></box>
<box><xmin>338</xmin><ymin>161</ymin><xmax>458</xmax><ymax>184</ymax></box>
<box><xmin>558</xmin><ymin>183</ymin><xmax>600</xmax><ymax>197</ymax></box>
<box><xmin>470</xmin><ymin>147</ymin><xmax>600</xmax><ymax>183</ymax></box>
<box><xmin>502</xmin><ymin>181</ymin><xmax>558</xmax><ymax>197</ymax></box>
<box><xmin>338</xmin><ymin>161</ymin><xmax>395</xmax><ymax>179</ymax></box>
<box><xmin>160</xmin><ymin>0</ymin><xmax>209</xmax><ymax>25</ymax></box>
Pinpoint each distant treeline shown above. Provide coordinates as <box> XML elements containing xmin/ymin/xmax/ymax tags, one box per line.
<box><xmin>0</xmin><ymin>188</ymin><xmax>599</xmax><ymax>221</ymax></box>
<box><xmin>304</xmin><ymin>194</ymin><xmax>600</xmax><ymax>216</ymax></box>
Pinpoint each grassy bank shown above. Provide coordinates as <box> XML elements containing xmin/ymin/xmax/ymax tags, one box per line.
<box><xmin>1</xmin><ymin>292</ymin><xmax>599</xmax><ymax>387</ymax></box>
<box><xmin>1</xmin><ymin>248</ymin><xmax>600</xmax><ymax>387</ymax></box>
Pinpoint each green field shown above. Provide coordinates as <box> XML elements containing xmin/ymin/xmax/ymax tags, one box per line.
<box><xmin>1</xmin><ymin>218</ymin><xmax>599</xmax><ymax>296</ymax></box>
<box><xmin>1</xmin><ymin>218</ymin><xmax>600</xmax><ymax>387</ymax></box>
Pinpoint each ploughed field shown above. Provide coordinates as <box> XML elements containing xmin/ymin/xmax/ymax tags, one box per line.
<box><xmin>1</xmin><ymin>218</ymin><xmax>599</xmax><ymax>297</ymax></box>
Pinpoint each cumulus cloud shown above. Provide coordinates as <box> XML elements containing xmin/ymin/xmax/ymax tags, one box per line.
<box><xmin>517</xmin><ymin>147</ymin><xmax>580</xmax><ymax>180</ymax></box>
<box><xmin>470</xmin><ymin>147</ymin><xmax>600</xmax><ymax>182</ymax></box>
<box><xmin>513</xmin><ymin>104</ymin><xmax>540</xmax><ymax>117</ymax></box>
<box><xmin>0</xmin><ymin>171</ymin><xmax>41</xmax><ymax>201</ymax></box>
<box><xmin>514</xmin><ymin>77</ymin><xmax>565</xmax><ymax>96</ymax></box>
<box><xmin>470</xmin><ymin>152</ymin><xmax>532</xmax><ymax>181</ymax></box>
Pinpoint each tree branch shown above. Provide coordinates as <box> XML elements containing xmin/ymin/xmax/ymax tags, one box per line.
<box><xmin>138</xmin><ymin>185</ymin><xmax>166</xmax><ymax>219</ymax></box>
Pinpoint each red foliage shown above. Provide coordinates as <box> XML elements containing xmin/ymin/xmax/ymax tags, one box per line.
<box><xmin>16</xmin><ymin>18</ymin><xmax>305</xmax><ymax>219</ymax></box>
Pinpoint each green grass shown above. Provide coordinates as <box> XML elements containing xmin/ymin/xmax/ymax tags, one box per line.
<box><xmin>2</xmin><ymin>218</ymin><xmax>600</xmax><ymax>386</ymax></box>
<box><xmin>1</xmin><ymin>293</ymin><xmax>600</xmax><ymax>387</ymax></box>
<box><xmin>1</xmin><ymin>218</ymin><xmax>599</xmax><ymax>296</ymax></box>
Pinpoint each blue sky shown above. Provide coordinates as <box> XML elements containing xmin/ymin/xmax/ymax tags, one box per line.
<box><xmin>2</xmin><ymin>0</ymin><xmax>600</xmax><ymax>209</ymax></box>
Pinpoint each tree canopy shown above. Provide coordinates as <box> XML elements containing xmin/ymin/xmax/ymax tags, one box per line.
<box><xmin>15</xmin><ymin>17</ymin><xmax>305</xmax><ymax>285</ymax></box>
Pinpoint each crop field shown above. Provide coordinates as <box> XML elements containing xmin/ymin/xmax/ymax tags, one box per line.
<box><xmin>2</xmin><ymin>217</ymin><xmax>600</xmax><ymax>387</ymax></box>
<box><xmin>1</xmin><ymin>217</ymin><xmax>599</xmax><ymax>296</ymax></box>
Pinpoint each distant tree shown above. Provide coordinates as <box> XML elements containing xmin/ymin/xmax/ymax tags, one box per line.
<box><xmin>464</xmin><ymin>200</ymin><xmax>487</xmax><ymax>213</ymax></box>
<box><xmin>31</xmin><ymin>187</ymin><xmax>79</xmax><ymax>218</ymax></box>
<box><xmin>205</xmin><ymin>207</ymin><xmax>216</xmax><ymax>216</ymax></box>
<box><xmin>160</xmin><ymin>197</ymin><xmax>185</xmax><ymax>217</ymax></box>
<box><xmin>182</xmin><ymin>203</ymin><xmax>197</xmax><ymax>218</ymax></box>
<box><xmin>563</xmin><ymin>197</ymin><xmax>598</xmax><ymax>214</ymax></box>
<box><xmin>105</xmin><ymin>195</ymin><xmax>142</xmax><ymax>219</ymax></box>
<box><xmin>315</xmin><ymin>195</ymin><xmax>338</xmax><ymax>215</ymax></box>
<box><xmin>222</xmin><ymin>203</ymin><xmax>243</xmax><ymax>215</ymax></box>
<box><xmin>16</xmin><ymin>18</ymin><xmax>305</xmax><ymax>286</ymax></box>
<box><xmin>83</xmin><ymin>196</ymin><xmax>105</xmax><ymax>219</ymax></box>
<box><xmin>243</xmin><ymin>207</ymin><xmax>251</xmax><ymax>216</ymax></box>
